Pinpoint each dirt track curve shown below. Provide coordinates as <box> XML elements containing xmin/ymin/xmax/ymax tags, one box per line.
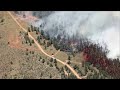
<box><xmin>7</xmin><ymin>11</ymin><xmax>82</xmax><ymax>79</ymax></box>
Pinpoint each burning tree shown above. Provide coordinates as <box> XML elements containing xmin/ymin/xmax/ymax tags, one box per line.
<box><xmin>82</xmin><ymin>41</ymin><xmax>120</xmax><ymax>79</ymax></box>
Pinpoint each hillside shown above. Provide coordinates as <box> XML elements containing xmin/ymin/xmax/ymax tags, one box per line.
<box><xmin>0</xmin><ymin>11</ymin><xmax>117</xmax><ymax>79</ymax></box>
<box><xmin>0</xmin><ymin>11</ymin><xmax>61</xmax><ymax>79</ymax></box>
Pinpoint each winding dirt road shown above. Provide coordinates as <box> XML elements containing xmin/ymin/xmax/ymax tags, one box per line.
<box><xmin>7</xmin><ymin>11</ymin><xmax>82</xmax><ymax>79</ymax></box>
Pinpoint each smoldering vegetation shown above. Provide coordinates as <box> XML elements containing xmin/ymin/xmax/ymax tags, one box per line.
<box><xmin>14</xmin><ymin>11</ymin><xmax>120</xmax><ymax>59</ymax></box>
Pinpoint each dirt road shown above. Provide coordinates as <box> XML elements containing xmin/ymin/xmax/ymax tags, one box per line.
<box><xmin>7</xmin><ymin>11</ymin><xmax>82</xmax><ymax>79</ymax></box>
<box><xmin>53</xmin><ymin>49</ymin><xmax>60</xmax><ymax>56</ymax></box>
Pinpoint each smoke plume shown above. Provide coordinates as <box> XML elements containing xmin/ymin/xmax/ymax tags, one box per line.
<box><xmin>16</xmin><ymin>11</ymin><xmax>120</xmax><ymax>59</ymax></box>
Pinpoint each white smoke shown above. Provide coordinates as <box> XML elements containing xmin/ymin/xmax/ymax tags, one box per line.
<box><xmin>33</xmin><ymin>11</ymin><xmax>120</xmax><ymax>59</ymax></box>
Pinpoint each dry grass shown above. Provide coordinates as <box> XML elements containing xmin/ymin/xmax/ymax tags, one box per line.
<box><xmin>54</xmin><ymin>51</ymin><xmax>68</xmax><ymax>62</ymax></box>
<box><xmin>0</xmin><ymin>11</ymin><xmax>61</xmax><ymax>79</ymax></box>
<box><xmin>69</xmin><ymin>52</ymin><xmax>84</xmax><ymax>66</ymax></box>
<box><xmin>43</xmin><ymin>44</ymin><xmax>58</xmax><ymax>56</ymax></box>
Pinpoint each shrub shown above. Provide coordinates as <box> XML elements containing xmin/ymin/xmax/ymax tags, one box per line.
<box><xmin>50</xmin><ymin>58</ymin><xmax>53</xmax><ymax>62</ymax></box>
